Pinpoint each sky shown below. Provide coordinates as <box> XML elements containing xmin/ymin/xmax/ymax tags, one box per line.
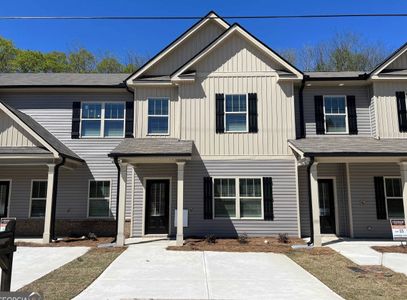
<box><xmin>1</xmin><ymin>0</ymin><xmax>407</xmax><ymax>62</ymax></box>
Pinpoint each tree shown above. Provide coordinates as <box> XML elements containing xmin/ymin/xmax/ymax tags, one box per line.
<box><xmin>13</xmin><ymin>50</ymin><xmax>46</xmax><ymax>72</ymax></box>
<box><xmin>96</xmin><ymin>55</ymin><xmax>123</xmax><ymax>73</ymax></box>
<box><xmin>68</xmin><ymin>48</ymin><xmax>96</xmax><ymax>73</ymax></box>
<box><xmin>122</xmin><ymin>52</ymin><xmax>145</xmax><ymax>73</ymax></box>
<box><xmin>0</xmin><ymin>36</ymin><xmax>17</xmax><ymax>72</ymax></box>
<box><xmin>43</xmin><ymin>51</ymin><xmax>70</xmax><ymax>72</ymax></box>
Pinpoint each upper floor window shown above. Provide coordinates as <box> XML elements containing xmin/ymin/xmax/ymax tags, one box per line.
<box><xmin>81</xmin><ymin>102</ymin><xmax>125</xmax><ymax>138</ymax></box>
<box><xmin>384</xmin><ymin>177</ymin><xmax>404</xmax><ymax>219</ymax></box>
<box><xmin>148</xmin><ymin>98</ymin><xmax>169</xmax><ymax>134</ymax></box>
<box><xmin>225</xmin><ymin>94</ymin><xmax>247</xmax><ymax>132</ymax></box>
<box><xmin>323</xmin><ymin>96</ymin><xmax>348</xmax><ymax>133</ymax></box>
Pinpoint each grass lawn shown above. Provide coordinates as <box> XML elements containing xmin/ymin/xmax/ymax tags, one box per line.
<box><xmin>288</xmin><ymin>248</ymin><xmax>407</xmax><ymax>300</ymax></box>
<box><xmin>18</xmin><ymin>247</ymin><xmax>125</xmax><ymax>300</ymax></box>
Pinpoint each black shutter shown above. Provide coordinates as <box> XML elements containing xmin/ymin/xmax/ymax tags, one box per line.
<box><xmin>203</xmin><ymin>177</ymin><xmax>213</xmax><ymax>219</ymax></box>
<box><xmin>263</xmin><ymin>177</ymin><xmax>274</xmax><ymax>221</ymax></box>
<box><xmin>396</xmin><ymin>91</ymin><xmax>407</xmax><ymax>132</ymax></box>
<box><xmin>125</xmin><ymin>101</ymin><xmax>134</xmax><ymax>138</ymax></box>
<box><xmin>71</xmin><ymin>102</ymin><xmax>81</xmax><ymax>139</ymax></box>
<box><xmin>347</xmin><ymin>95</ymin><xmax>358</xmax><ymax>135</ymax></box>
<box><xmin>374</xmin><ymin>177</ymin><xmax>387</xmax><ymax>220</ymax></box>
<box><xmin>314</xmin><ymin>95</ymin><xmax>325</xmax><ymax>134</ymax></box>
<box><xmin>215</xmin><ymin>93</ymin><xmax>224</xmax><ymax>133</ymax></box>
<box><xmin>248</xmin><ymin>93</ymin><xmax>258</xmax><ymax>133</ymax></box>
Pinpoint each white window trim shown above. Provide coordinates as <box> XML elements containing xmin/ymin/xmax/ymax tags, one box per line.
<box><xmin>212</xmin><ymin>176</ymin><xmax>264</xmax><ymax>220</ymax></box>
<box><xmin>224</xmin><ymin>94</ymin><xmax>249</xmax><ymax>133</ymax></box>
<box><xmin>147</xmin><ymin>98</ymin><xmax>170</xmax><ymax>136</ymax></box>
<box><xmin>80</xmin><ymin>102</ymin><xmax>126</xmax><ymax>138</ymax></box>
<box><xmin>383</xmin><ymin>176</ymin><xmax>404</xmax><ymax>220</ymax></box>
<box><xmin>323</xmin><ymin>95</ymin><xmax>348</xmax><ymax>135</ymax></box>
<box><xmin>29</xmin><ymin>179</ymin><xmax>47</xmax><ymax>219</ymax></box>
<box><xmin>87</xmin><ymin>179</ymin><xmax>112</xmax><ymax>219</ymax></box>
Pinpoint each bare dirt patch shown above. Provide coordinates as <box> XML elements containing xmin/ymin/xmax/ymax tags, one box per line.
<box><xmin>16</xmin><ymin>236</ymin><xmax>115</xmax><ymax>248</ymax></box>
<box><xmin>167</xmin><ymin>236</ymin><xmax>305</xmax><ymax>253</ymax></box>
<box><xmin>372</xmin><ymin>245</ymin><xmax>407</xmax><ymax>254</ymax></box>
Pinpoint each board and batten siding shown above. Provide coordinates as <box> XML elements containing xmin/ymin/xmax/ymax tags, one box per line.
<box><xmin>144</xmin><ymin>20</ymin><xmax>226</xmax><ymax>76</ymax></box>
<box><xmin>0</xmin><ymin>90</ymin><xmax>134</xmax><ymax>219</ymax></box>
<box><xmin>373</xmin><ymin>81</ymin><xmax>407</xmax><ymax>138</ymax></box>
<box><xmin>130</xmin><ymin>159</ymin><xmax>299</xmax><ymax>237</ymax></box>
<box><xmin>386</xmin><ymin>52</ymin><xmax>407</xmax><ymax>70</ymax></box>
<box><xmin>0</xmin><ymin>110</ymin><xmax>40</xmax><ymax>147</ymax></box>
<box><xmin>302</xmin><ymin>85</ymin><xmax>372</xmax><ymax>136</ymax></box>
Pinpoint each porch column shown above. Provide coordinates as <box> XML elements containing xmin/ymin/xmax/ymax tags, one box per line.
<box><xmin>116</xmin><ymin>162</ymin><xmax>128</xmax><ymax>247</ymax></box>
<box><xmin>310</xmin><ymin>162</ymin><xmax>322</xmax><ymax>247</ymax></box>
<box><xmin>176</xmin><ymin>161</ymin><xmax>185</xmax><ymax>246</ymax></box>
<box><xmin>42</xmin><ymin>164</ymin><xmax>55</xmax><ymax>243</ymax></box>
<box><xmin>399</xmin><ymin>162</ymin><xmax>407</xmax><ymax>226</ymax></box>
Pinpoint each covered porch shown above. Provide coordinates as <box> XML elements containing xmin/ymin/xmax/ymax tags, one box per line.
<box><xmin>289</xmin><ymin>137</ymin><xmax>407</xmax><ymax>247</ymax></box>
<box><xmin>109</xmin><ymin>138</ymin><xmax>193</xmax><ymax>246</ymax></box>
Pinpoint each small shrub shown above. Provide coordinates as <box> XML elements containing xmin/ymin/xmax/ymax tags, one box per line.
<box><xmin>205</xmin><ymin>234</ymin><xmax>217</xmax><ymax>244</ymax></box>
<box><xmin>238</xmin><ymin>233</ymin><xmax>249</xmax><ymax>244</ymax></box>
<box><xmin>87</xmin><ymin>232</ymin><xmax>98</xmax><ymax>241</ymax></box>
<box><xmin>278</xmin><ymin>233</ymin><xmax>290</xmax><ymax>244</ymax></box>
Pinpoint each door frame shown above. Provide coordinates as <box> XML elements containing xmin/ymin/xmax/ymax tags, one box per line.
<box><xmin>318</xmin><ymin>177</ymin><xmax>339</xmax><ymax>235</ymax></box>
<box><xmin>142</xmin><ymin>177</ymin><xmax>172</xmax><ymax>236</ymax></box>
<box><xmin>0</xmin><ymin>179</ymin><xmax>12</xmax><ymax>218</ymax></box>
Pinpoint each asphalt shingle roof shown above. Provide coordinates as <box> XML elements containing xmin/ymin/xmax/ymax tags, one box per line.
<box><xmin>0</xmin><ymin>147</ymin><xmax>50</xmax><ymax>155</ymax></box>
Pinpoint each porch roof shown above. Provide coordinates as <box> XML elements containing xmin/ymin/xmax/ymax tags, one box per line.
<box><xmin>288</xmin><ymin>137</ymin><xmax>407</xmax><ymax>157</ymax></box>
<box><xmin>0</xmin><ymin>147</ymin><xmax>50</xmax><ymax>155</ymax></box>
<box><xmin>109</xmin><ymin>138</ymin><xmax>193</xmax><ymax>158</ymax></box>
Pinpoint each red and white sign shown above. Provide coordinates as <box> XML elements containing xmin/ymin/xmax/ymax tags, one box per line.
<box><xmin>390</xmin><ymin>219</ymin><xmax>407</xmax><ymax>241</ymax></box>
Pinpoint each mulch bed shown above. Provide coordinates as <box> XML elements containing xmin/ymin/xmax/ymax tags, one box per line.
<box><xmin>372</xmin><ymin>245</ymin><xmax>407</xmax><ymax>254</ymax></box>
<box><xmin>16</xmin><ymin>236</ymin><xmax>115</xmax><ymax>248</ymax></box>
<box><xmin>168</xmin><ymin>236</ymin><xmax>305</xmax><ymax>253</ymax></box>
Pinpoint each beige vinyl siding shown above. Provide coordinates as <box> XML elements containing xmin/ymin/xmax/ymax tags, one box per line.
<box><xmin>0</xmin><ymin>110</ymin><xmax>40</xmax><ymax>147</ymax></box>
<box><xmin>144</xmin><ymin>20</ymin><xmax>226</xmax><ymax>76</ymax></box>
<box><xmin>303</xmin><ymin>85</ymin><xmax>372</xmax><ymax>136</ymax></box>
<box><xmin>373</xmin><ymin>81</ymin><xmax>407</xmax><ymax>138</ymax></box>
<box><xmin>386</xmin><ymin>52</ymin><xmax>407</xmax><ymax>69</ymax></box>
<box><xmin>368</xmin><ymin>85</ymin><xmax>377</xmax><ymax>138</ymax></box>
<box><xmin>134</xmin><ymin>86</ymin><xmax>180</xmax><ymax>138</ymax></box>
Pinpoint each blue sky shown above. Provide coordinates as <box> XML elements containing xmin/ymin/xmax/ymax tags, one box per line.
<box><xmin>1</xmin><ymin>0</ymin><xmax>407</xmax><ymax>62</ymax></box>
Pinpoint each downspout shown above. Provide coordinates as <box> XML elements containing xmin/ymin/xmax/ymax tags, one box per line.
<box><xmin>50</xmin><ymin>156</ymin><xmax>66</xmax><ymax>241</ymax></box>
<box><xmin>306</xmin><ymin>156</ymin><xmax>315</xmax><ymax>246</ymax></box>
<box><xmin>113</xmin><ymin>157</ymin><xmax>120</xmax><ymax>243</ymax></box>
<box><xmin>298</xmin><ymin>77</ymin><xmax>306</xmax><ymax>138</ymax></box>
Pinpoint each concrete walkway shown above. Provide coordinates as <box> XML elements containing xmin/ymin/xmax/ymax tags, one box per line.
<box><xmin>5</xmin><ymin>246</ymin><xmax>89</xmax><ymax>291</ymax></box>
<box><xmin>76</xmin><ymin>240</ymin><xmax>341</xmax><ymax>300</ymax></box>
<box><xmin>327</xmin><ymin>240</ymin><xmax>407</xmax><ymax>275</ymax></box>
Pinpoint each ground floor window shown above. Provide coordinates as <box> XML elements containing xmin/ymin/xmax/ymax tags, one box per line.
<box><xmin>214</xmin><ymin>178</ymin><xmax>263</xmax><ymax>219</ymax></box>
<box><xmin>384</xmin><ymin>177</ymin><xmax>405</xmax><ymax>218</ymax></box>
<box><xmin>30</xmin><ymin>180</ymin><xmax>47</xmax><ymax>218</ymax></box>
<box><xmin>88</xmin><ymin>181</ymin><xmax>111</xmax><ymax>217</ymax></box>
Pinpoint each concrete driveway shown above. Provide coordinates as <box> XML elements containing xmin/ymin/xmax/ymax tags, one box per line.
<box><xmin>76</xmin><ymin>241</ymin><xmax>340</xmax><ymax>300</ymax></box>
<box><xmin>3</xmin><ymin>246</ymin><xmax>89</xmax><ymax>291</ymax></box>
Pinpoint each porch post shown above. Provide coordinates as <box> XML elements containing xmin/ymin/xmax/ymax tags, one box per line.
<box><xmin>116</xmin><ymin>162</ymin><xmax>128</xmax><ymax>247</ymax></box>
<box><xmin>176</xmin><ymin>161</ymin><xmax>185</xmax><ymax>246</ymax></box>
<box><xmin>399</xmin><ymin>162</ymin><xmax>407</xmax><ymax>226</ymax></box>
<box><xmin>42</xmin><ymin>164</ymin><xmax>55</xmax><ymax>243</ymax></box>
<box><xmin>310</xmin><ymin>162</ymin><xmax>322</xmax><ymax>247</ymax></box>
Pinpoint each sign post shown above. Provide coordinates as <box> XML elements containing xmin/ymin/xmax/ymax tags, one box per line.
<box><xmin>0</xmin><ymin>218</ymin><xmax>16</xmax><ymax>291</ymax></box>
<box><xmin>390</xmin><ymin>219</ymin><xmax>407</xmax><ymax>244</ymax></box>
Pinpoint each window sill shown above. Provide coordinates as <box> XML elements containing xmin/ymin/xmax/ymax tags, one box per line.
<box><xmin>146</xmin><ymin>133</ymin><xmax>170</xmax><ymax>136</ymax></box>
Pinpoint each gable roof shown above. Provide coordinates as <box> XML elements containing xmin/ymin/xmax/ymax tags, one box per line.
<box><xmin>0</xmin><ymin>101</ymin><xmax>83</xmax><ymax>162</ymax></box>
<box><xmin>125</xmin><ymin>11</ymin><xmax>229</xmax><ymax>84</ymax></box>
<box><xmin>370</xmin><ymin>42</ymin><xmax>407</xmax><ymax>77</ymax></box>
<box><xmin>171</xmin><ymin>23</ymin><xmax>303</xmax><ymax>80</ymax></box>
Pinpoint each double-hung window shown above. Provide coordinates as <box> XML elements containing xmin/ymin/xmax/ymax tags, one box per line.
<box><xmin>214</xmin><ymin>178</ymin><xmax>263</xmax><ymax>219</ymax></box>
<box><xmin>148</xmin><ymin>98</ymin><xmax>169</xmax><ymax>134</ymax></box>
<box><xmin>88</xmin><ymin>181</ymin><xmax>111</xmax><ymax>217</ymax></box>
<box><xmin>324</xmin><ymin>96</ymin><xmax>347</xmax><ymax>133</ymax></box>
<box><xmin>225</xmin><ymin>94</ymin><xmax>247</xmax><ymax>132</ymax></box>
<box><xmin>81</xmin><ymin>102</ymin><xmax>125</xmax><ymax>137</ymax></box>
<box><xmin>384</xmin><ymin>177</ymin><xmax>405</xmax><ymax>219</ymax></box>
<box><xmin>30</xmin><ymin>180</ymin><xmax>47</xmax><ymax>218</ymax></box>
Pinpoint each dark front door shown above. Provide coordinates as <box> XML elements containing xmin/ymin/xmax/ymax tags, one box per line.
<box><xmin>0</xmin><ymin>181</ymin><xmax>10</xmax><ymax>218</ymax></box>
<box><xmin>318</xmin><ymin>179</ymin><xmax>336</xmax><ymax>234</ymax></box>
<box><xmin>145</xmin><ymin>180</ymin><xmax>170</xmax><ymax>235</ymax></box>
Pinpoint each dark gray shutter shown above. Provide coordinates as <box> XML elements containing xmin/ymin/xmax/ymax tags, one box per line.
<box><xmin>248</xmin><ymin>93</ymin><xmax>258</xmax><ymax>133</ymax></box>
<box><xmin>314</xmin><ymin>95</ymin><xmax>325</xmax><ymax>134</ymax></box>
<box><xmin>396</xmin><ymin>91</ymin><xmax>407</xmax><ymax>132</ymax></box>
<box><xmin>374</xmin><ymin>177</ymin><xmax>386</xmax><ymax>220</ymax></box>
<box><xmin>215</xmin><ymin>93</ymin><xmax>224</xmax><ymax>133</ymax></box>
<box><xmin>125</xmin><ymin>101</ymin><xmax>134</xmax><ymax>138</ymax></box>
<box><xmin>347</xmin><ymin>95</ymin><xmax>358</xmax><ymax>135</ymax></box>
<box><xmin>263</xmin><ymin>177</ymin><xmax>274</xmax><ymax>221</ymax></box>
<box><xmin>203</xmin><ymin>177</ymin><xmax>213</xmax><ymax>219</ymax></box>
<box><xmin>71</xmin><ymin>102</ymin><xmax>81</xmax><ymax>139</ymax></box>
